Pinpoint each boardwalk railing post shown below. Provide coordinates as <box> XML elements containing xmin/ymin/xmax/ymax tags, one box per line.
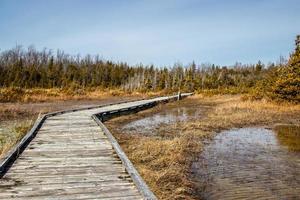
<box><xmin>177</xmin><ymin>91</ymin><xmax>182</xmax><ymax>101</ymax></box>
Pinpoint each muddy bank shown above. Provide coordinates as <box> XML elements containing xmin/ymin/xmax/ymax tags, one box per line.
<box><xmin>192</xmin><ymin>127</ymin><xmax>300</xmax><ymax>200</ymax></box>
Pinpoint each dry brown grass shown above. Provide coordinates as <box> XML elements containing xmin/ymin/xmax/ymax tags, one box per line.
<box><xmin>1</xmin><ymin>93</ymin><xmax>299</xmax><ymax>198</ymax></box>
<box><xmin>112</xmin><ymin>130</ymin><xmax>207</xmax><ymax>200</ymax></box>
<box><xmin>0</xmin><ymin>119</ymin><xmax>34</xmax><ymax>157</ymax></box>
<box><xmin>186</xmin><ymin>95</ymin><xmax>300</xmax><ymax>133</ymax></box>
<box><xmin>107</xmin><ymin>97</ymin><xmax>212</xmax><ymax>199</ymax></box>
<box><xmin>107</xmin><ymin>95</ymin><xmax>300</xmax><ymax>199</ymax></box>
<box><xmin>0</xmin><ymin>87</ymin><xmax>162</xmax><ymax>103</ymax></box>
<box><xmin>0</xmin><ymin>106</ymin><xmax>36</xmax><ymax>121</ymax></box>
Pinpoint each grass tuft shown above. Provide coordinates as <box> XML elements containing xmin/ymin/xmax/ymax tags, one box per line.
<box><xmin>0</xmin><ymin>120</ymin><xmax>34</xmax><ymax>157</ymax></box>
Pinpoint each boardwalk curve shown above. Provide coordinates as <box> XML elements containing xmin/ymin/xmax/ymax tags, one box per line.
<box><xmin>0</xmin><ymin>94</ymin><xmax>192</xmax><ymax>200</ymax></box>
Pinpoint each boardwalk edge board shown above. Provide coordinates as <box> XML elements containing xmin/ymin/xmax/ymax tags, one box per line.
<box><xmin>0</xmin><ymin>93</ymin><xmax>193</xmax><ymax>199</ymax></box>
<box><xmin>92</xmin><ymin>116</ymin><xmax>157</xmax><ymax>200</ymax></box>
<box><xmin>0</xmin><ymin>114</ymin><xmax>47</xmax><ymax>176</ymax></box>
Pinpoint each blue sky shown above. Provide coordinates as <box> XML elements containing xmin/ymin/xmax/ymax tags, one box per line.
<box><xmin>0</xmin><ymin>0</ymin><xmax>299</xmax><ymax>66</ymax></box>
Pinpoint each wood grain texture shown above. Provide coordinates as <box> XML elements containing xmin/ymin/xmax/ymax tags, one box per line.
<box><xmin>0</xmin><ymin>94</ymin><xmax>192</xmax><ymax>199</ymax></box>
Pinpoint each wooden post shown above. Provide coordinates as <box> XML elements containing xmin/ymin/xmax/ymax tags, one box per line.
<box><xmin>177</xmin><ymin>91</ymin><xmax>181</xmax><ymax>101</ymax></box>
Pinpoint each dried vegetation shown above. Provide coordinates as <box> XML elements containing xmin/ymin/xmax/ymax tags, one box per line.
<box><xmin>107</xmin><ymin>94</ymin><xmax>300</xmax><ymax>199</ymax></box>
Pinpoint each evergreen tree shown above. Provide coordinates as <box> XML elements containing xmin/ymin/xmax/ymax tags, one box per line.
<box><xmin>272</xmin><ymin>35</ymin><xmax>300</xmax><ymax>102</ymax></box>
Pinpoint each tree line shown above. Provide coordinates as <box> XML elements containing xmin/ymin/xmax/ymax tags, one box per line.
<box><xmin>0</xmin><ymin>46</ymin><xmax>273</xmax><ymax>91</ymax></box>
<box><xmin>0</xmin><ymin>35</ymin><xmax>299</xmax><ymax>102</ymax></box>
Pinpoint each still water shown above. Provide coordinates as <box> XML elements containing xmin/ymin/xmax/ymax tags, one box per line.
<box><xmin>121</xmin><ymin>105</ymin><xmax>202</xmax><ymax>135</ymax></box>
<box><xmin>192</xmin><ymin>127</ymin><xmax>300</xmax><ymax>200</ymax></box>
<box><xmin>118</xmin><ymin>101</ymin><xmax>300</xmax><ymax>199</ymax></box>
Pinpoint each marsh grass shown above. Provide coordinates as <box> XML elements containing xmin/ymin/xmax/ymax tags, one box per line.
<box><xmin>0</xmin><ymin>119</ymin><xmax>34</xmax><ymax>157</ymax></box>
<box><xmin>107</xmin><ymin>97</ymin><xmax>212</xmax><ymax>199</ymax></box>
<box><xmin>0</xmin><ymin>87</ymin><xmax>159</xmax><ymax>103</ymax></box>
<box><xmin>0</xmin><ymin>106</ymin><xmax>36</xmax><ymax>121</ymax></box>
<box><xmin>186</xmin><ymin>95</ymin><xmax>300</xmax><ymax>133</ymax></box>
<box><xmin>112</xmin><ymin>130</ymin><xmax>205</xmax><ymax>199</ymax></box>
<box><xmin>107</xmin><ymin>95</ymin><xmax>300</xmax><ymax>199</ymax></box>
<box><xmin>1</xmin><ymin>93</ymin><xmax>299</xmax><ymax>199</ymax></box>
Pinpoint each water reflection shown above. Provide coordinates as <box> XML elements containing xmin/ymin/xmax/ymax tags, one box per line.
<box><xmin>274</xmin><ymin>124</ymin><xmax>300</xmax><ymax>152</ymax></box>
<box><xmin>122</xmin><ymin>106</ymin><xmax>201</xmax><ymax>135</ymax></box>
<box><xmin>192</xmin><ymin>127</ymin><xmax>300</xmax><ymax>200</ymax></box>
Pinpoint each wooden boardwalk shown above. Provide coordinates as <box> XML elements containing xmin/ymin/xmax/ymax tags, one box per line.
<box><xmin>0</xmin><ymin>94</ymin><xmax>191</xmax><ymax>200</ymax></box>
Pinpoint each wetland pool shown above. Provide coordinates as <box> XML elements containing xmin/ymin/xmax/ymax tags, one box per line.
<box><xmin>115</xmin><ymin>100</ymin><xmax>300</xmax><ymax>200</ymax></box>
<box><xmin>120</xmin><ymin>99</ymin><xmax>205</xmax><ymax>136</ymax></box>
<box><xmin>192</xmin><ymin>127</ymin><xmax>300</xmax><ymax>200</ymax></box>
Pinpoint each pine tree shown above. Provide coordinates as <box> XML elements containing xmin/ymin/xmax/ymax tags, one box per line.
<box><xmin>272</xmin><ymin>35</ymin><xmax>300</xmax><ymax>102</ymax></box>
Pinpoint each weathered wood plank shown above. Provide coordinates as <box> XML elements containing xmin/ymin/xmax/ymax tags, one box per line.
<box><xmin>0</xmin><ymin>93</ymin><xmax>192</xmax><ymax>199</ymax></box>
